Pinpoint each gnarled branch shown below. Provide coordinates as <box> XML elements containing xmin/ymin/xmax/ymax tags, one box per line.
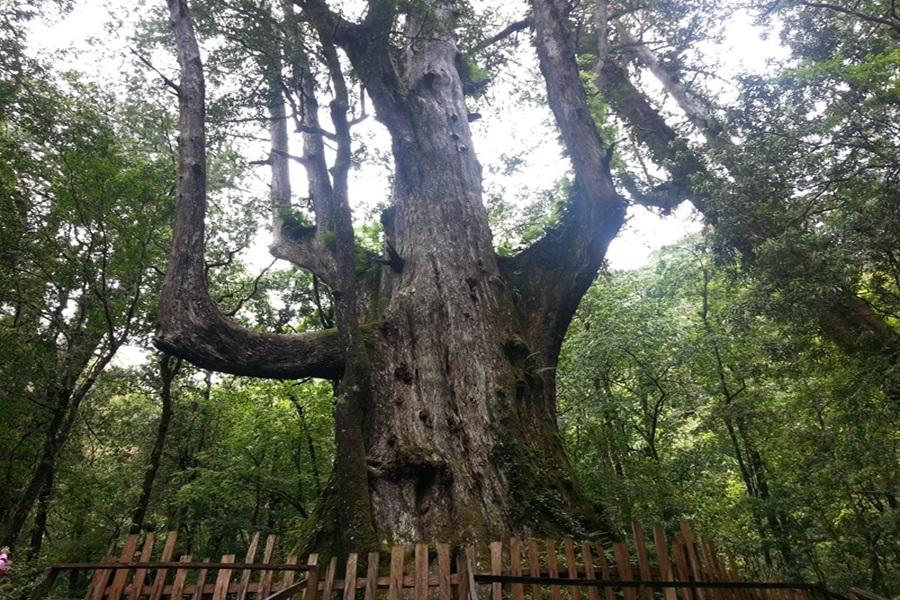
<box><xmin>504</xmin><ymin>0</ymin><xmax>626</xmax><ymax>363</ymax></box>
<box><xmin>156</xmin><ymin>0</ymin><xmax>345</xmax><ymax>380</ymax></box>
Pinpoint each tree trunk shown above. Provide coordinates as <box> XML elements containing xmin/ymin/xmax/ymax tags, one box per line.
<box><xmin>27</xmin><ymin>467</ymin><xmax>52</xmax><ymax>559</ymax></box>
<box><xmin>2</xmin><ymin>385</ymin><xmax>80</xmax><ymax>547</ymax></box>
<box><xmin>130</xmin><ymin>355</ymin><xmax>180</xmax><ymax>534</ymax></box>
<box><xmin>161</xmin><ymin>0</ymin><xmax>624</xmax><ymax>551</ymax></box>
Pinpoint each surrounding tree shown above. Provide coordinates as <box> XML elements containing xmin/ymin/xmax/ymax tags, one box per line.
<box><xmin>560</xmin><ymin>237</ymin><xmax>899</xmax><ymax>594</ymax></box>
<box><xmin>0</xmin><ymin>71</ymin><xmax>173</xmax><ymax>547</ymax></box>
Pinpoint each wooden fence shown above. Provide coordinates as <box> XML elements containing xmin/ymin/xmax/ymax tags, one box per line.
<box><xmin>31</xmin><ymin>522</ymin><xmax>835</xmax><ymax>600</ymax></box>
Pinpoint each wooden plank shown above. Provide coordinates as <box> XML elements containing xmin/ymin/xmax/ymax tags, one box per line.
<box><xmin>489</xmin><ymin>542</ymin><xmax>502</xmax><ymax>600</ymax></box>
<box><xmin>672</xmin><ymin>536</ymin><xmax>693</xmax><ymax>600</ymax></box>
<box><xmin>129</xmin><ymin>533</ymin><xmax>158</xmax><ymax>600</ymax></box>
<box><xmin>322</xmin><ymin>558</ymin><xmax>338</xmax><ymax>600</ymax></box>
<box><xmin>211</xmin><ymin>554</ymin><xmax>235</xmax><ymax>600</ymax></box>
<box><xmin>415</xmin><ymin>544</ymin><xmax>429</xmax><ymax>600</ymax></box>
<box><xmin>631</xmin><ymin>522</ymin><xmax>653</xmax><ymax>600</ymax></box>
<box><xmin>652</xmin><ymin>524</ymin><xmax>677</xmax><ymax>600</ymax></box>
<box><xmin>563</xmin><ymin>538</ymin><xmax>581</xmax><ymax>600</ymax></box>
<box><xmin>342</xmin><ymin>553</ymin><xmax>359</xmax><ymax>600</ymax></box>
<box><xmin>698</xmin><ymin>539</ymin><xmax>723</xmax><ymax>600</ymax></box>
<box><xmin>509</xmin><ymin>538</ymin><xmax>524</xmax><ymax>600</ymax></box>
<box><xmin>149</xmin><ymin>532</ymin><xmax>179</xmax><ymax>600</ymax></box>
<box><xmin>304</xmin><ymin>553</ymin><xmax>319</xmax><ymax>600</ymax></box>
<box><xmin>190</xmin><ymin>558</ymin><xmax>211</xmax><ymax>600</ymax></box>
<box><xmin>545</xmin><ymin>540</ymin><xmax>560</xmax><ymax>600</ymax></box>
<box><xmin>580</xmin><ymin>544</ymin><xmax>598</xmax><ymax>600</ymax></box>
<box><xmin>280</xmin><ymin>556</ymin><xmax>299</xmax><ymax>595</ymax></box>
<box><xmin>527</xmin><ymin>540</ymin><xmax>542</xmax><ymax>600</ymax></box>
<box><xmin>87</xmin><ymin>555</ymin><xmax>117</xmax><ymax>600</ymax></box>
<box><xmin>592</xmin><ymin>543</ymin><xmax>614</xmax><ymax>600</ymax></box>
<box><xmin>258</xmin><ymin>535</ymin><xmax>278</xmax><ymax>600</ymax></box>
<box><xmin>107</xmin><ymin>534</ymin><xmax>141</xmax><ymax>600</ymax></box>
<box><xmin>437</xmin><ymin>544</ymin><xmax>452</xmax><ymax>600</ymax></box>
<box><xmin>169</xmin><ymin>556</ymin><xmax>192</xmax><ymax>600</ymax></box>
<box><xmin>389</xmin><ymin>546</ymin><xmax>405</xmax><ymax>600</ymax></box>
<box><xmin>235</xmin><ymin>532</ymin><xmax>260</xmax><ymax>600</ymax></box>
<box><xmin>457</xmin><ymin>549</ymin><xmax>473</xmax><ymax>600</ymax></box>
<box><xmin>680</xmin><ymin>523</ymin><xmax>704</xmax><ymax>600</ymax></box>
<box><xmin>613</xmin><ymin>542</ymin><xmax>636</xmax><ymax>600</ymax></box>
<box><xmin>364</xmin><ymin>552</ymin><xmax>380</xmax><ymax>600</ymax></box>
<box><xmin>465</xmin><ymin>549</ymin><xmax>478</xmax><ymax>600</ymax></box>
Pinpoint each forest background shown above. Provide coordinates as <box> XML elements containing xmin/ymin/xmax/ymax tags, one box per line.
<box><xmin>0</xmin><ymin>0</ymin><xmax>898</xmax><ymax>597</ymax></box>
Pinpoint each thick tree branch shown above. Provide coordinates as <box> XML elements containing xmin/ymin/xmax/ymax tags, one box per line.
<box><xmin>597</xmin><ymin>57</ymin><xmax>900</xmax><ymax>372</ymax></box>
<box><xmin>266</xmin><ymin>20</ymin><xmax>338</xmax><ymax>284</ymax></box>
<box><xmin>505</xmin><ymin>0</ymin><xmax>626</xmax><ymax>363</ymax></box>
<box><xmin>614</xmin><ymin>22</ymin><xmax>723</xmax><ymax>140</ymax></box>
<box><xmin>798</xmin><ymin>1</ymin><xmax>900</xmax><ymax>32</ymax></box>
<box><xmin>156</xmin><ymin>0</ymin><xmax>346</xmax><ymax>380</ymax></box>
<box><xmin>471</xmin><ymin>18</ymin><xmax>532</xmax><ymax>54</ymax></box>
<box><xmin>595</xmin><ymin>59</ymin><xmax>707</xmax><ymax>214</ymax></box>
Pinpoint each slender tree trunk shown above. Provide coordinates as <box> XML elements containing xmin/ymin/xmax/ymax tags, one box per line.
<box><xmin>130</xmin><ymin>355</ymin><xmax>180</xmax><ymax>534</ymax></box>
<box><xmin>2</xmin><ymin>386</ymin><xmax>78</xmax><ymax>547</ymax></box>
<box><xmin>27</xmin><ymin>468</ymin><xmax>53</xmax><ymax>559</ymax></box>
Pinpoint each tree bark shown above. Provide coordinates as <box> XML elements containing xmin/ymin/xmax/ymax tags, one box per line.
<box><xmin>27</xmin><ymin>467</ymin><xmax>52</xmax><ymax>559</ymax></box>
<box><xmin>161</xmin><ymin>0</ymin><xmax>624</xmax><ymax>550</ymax></box>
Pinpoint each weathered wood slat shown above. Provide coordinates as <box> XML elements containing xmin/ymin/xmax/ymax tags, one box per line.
<box><xmin>415</xmin><ymin>544</ymin><xmax>429</xmax><ymax>600</ymax></box>
<box><xmin>280</xmin><ymin>555</ymin><xmax>299</xmax><ymax>595</ymax></box>
<box><xmin>86</xmin><ymin>555</ymin><xmax>117</xmax><ymax>600</ymax></box>
<box><xmin>681</xmin><ymin>523</ymin><xmax>704</xmax><ymax>600</ymax></box>
<box><xmin>580</xmin><ymin>543</ymin><xmax>599</xmax><ymax>600</ymax></box>
<box><xmin>653</xmin><ymin>524</ymin><xmax>677</xmax><ymax>600</ymax></box>
<box><xmin>437</xmin><ymin>544</ymin><xmax>452</xmax><ymax>600</ymax></box>
<box><xmin>322</xmin><ymin>557</ymin><xmax>338</xmax><ymax>600</ymax></box>
<box><xmin>107</xmin><ymin>534</ymin><xmax>141</xmax><ymax>600</ymax></box>
<box><xmin>304</xmin><ymin>553</ymin><xmax>319</xmax><ymax>600</ymax></box>
<box><xmin>190</xmin><ymin>558</ymin><xmax>210</xmax><ymax>600</ymax></box>
<box><xmin>389</xmin><ymin>546</ymin><xmax>404</xmax><ymax>600</ymax></box>
<box><xmin>236</xmin><ymin>532</ymin><xmax>260</xmax><ymax>600</ymax></box>
<box><xmin>631</xmin><ymin>522</ymin><xmax>653</xmax><ymax>600</ymax></box>
<box><xmin>169</xmin><ymin>556</ymin><xmax>192</xmax><ymax>600</ymax></box>
<box><xmin>613</xmin><ymin>542</ymin><xmax>636</xmax><ymax>600</ymax></box>
<box><xmin>563</xmin><ymin>538</ymin><xmax>581</xmax><ymax>600</ymax></box>
<box><xmin>545</xmin><ymin>540</ymin><xmax>560</xmax><ymax>600</ymax></box>
<box><xmin>129</xmin><ymin>533</ymin><xmax>157</xmax><ymax>600</ymax></box>
<box><xmin>509</xmin><ymin>538</ymin><xmax>524</xmax><ymax>600</ymax></box>
<box><xmin>527</xmin><ymin>540</ymin><xmax>541</xmax><ymax>600</ymax></box>
<box><xmin>258</xmin><ymin>534</ymin><xmax>278</xmax><ymax>600</ymax></box>
<box><xmin>148</xmin><ymin>532</ymin><xmax>178</xmax><ymax>600</ymax></box>
<box><xmin>672</xmin><ymin>536</ymin><xmax>694</xmax><ymax>600</ymax></box>
<box><xmin>592</xmin><ymin>543</ymin><xmax>614</xmax><ymax>600</ymax></box>
<box><xmin>211</xmin><ymin>555</ymin><xmax>235</xmax><ymax>600</ymax></box>
<box><xmin>342</xmin><ymin>553</ymin><xmax>358</xmax><ymax>600</ymax></box>
<box><xmin>363</xmin><ymin>552</ymin><xmax>379</xmax><ymax>600</ymax></box>
<box><xmin>457</xmin><ymin>550</ymin><xmax>470</xmax><ymax>600</ymax></box>
<box><xmin>489</xmin><ymin>542</ymin><xmax>502</xmax><ymax>600</ymax></box>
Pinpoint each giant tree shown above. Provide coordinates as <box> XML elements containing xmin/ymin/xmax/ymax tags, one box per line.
<box><xmin>157</xmin><ymin>0</ymin><xmax>627</xmax><ymax>551</ymax></box>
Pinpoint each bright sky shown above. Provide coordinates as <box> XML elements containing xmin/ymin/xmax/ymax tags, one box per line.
<box><xmin>26</xmin><ymin>1</ymin><xmax>786</xmax><ymax>368</ymax></box>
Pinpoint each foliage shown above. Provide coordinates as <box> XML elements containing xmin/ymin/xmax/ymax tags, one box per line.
<box><xmin>560</xmin><ymin>237</ymin><xmax>899</xmax><ymax>593</ymax></box>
